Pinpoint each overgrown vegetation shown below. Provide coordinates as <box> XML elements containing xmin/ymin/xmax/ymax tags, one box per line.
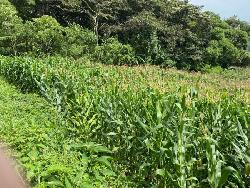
<box><xmin>0</xmin><ymin>77</ymin><xmax>118</xmax><ymax>187</ymax></box>
<box><xmin>0</xmin><ymin>0</ymin><xmax>250</xmax><ymax>70</ymax></box>
<box><xmin>0</xmin><ymin>0</ymin><xmax>249</xmax><ymax>187</ymax></box>
<box><xmin>0</xmin><ymin>56</ymin><xmax>249</xmax><ymax>187</ymax></box>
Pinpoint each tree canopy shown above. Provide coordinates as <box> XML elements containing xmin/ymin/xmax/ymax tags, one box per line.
<box><xmin>1</xmin><ymin>0</ymin><xmax>250</xmax><ymax>69</ymax></box>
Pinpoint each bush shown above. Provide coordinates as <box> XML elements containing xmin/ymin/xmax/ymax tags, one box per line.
<box><xmin>206</xmin><ymin>26</ymin><xmax>250</xmax><ymax>68</ymax></box>
<box><xmin>206</xmin><ymin>38</ymin><xmax>241</xmax><ymax>68</ymax></box>
<box><xmin>94</xmin><ymin>38</ymin><xmax>138</xmax><ymax>65</ymax></box>
<box><xmin>242</xmin><ymin>51</ymin><xmax>250</xmax><ymax>66</ymax></box>
<box><xmin>146</xmin><ymin>31</ymin><xmax>174</xmax><ymax>66</ymax></box>
<box><xmin>26</xmin><ymin>18</ymin><xmax>98</xmax><ymax>57</ymax></box>
<box><xmin>201</xmin><ymin>64</ymin><xmax>223</xmax><ymax>73</ymax></box>
<box><xmin>27</xmin><ymin>15</ymin><xmax>64</xmax><ymax>55</ymax></box>
<box><xmin>225</xmin><ymin>28</ymin><xmax>249</xmax><ymax>50</ymax></box>
<box><xmin>0</xmin><ymin>0</ymin><xmax>22</xmax><ymax>35</ymax></box>
<box><xmin>161</xmin><ymin>59</ymin><xmax>177</xmax><ymax>68</ymax></box>
<box><xmin>63</xmin><ymin>24</ymin><xmax>97</xmax><ymax>58</ymax></box>
<box><xmin>0</xmin><ymin>0</ymin><xmax>23</xmax><ymax>55</ymax></box>
<box><xmin>206</xmin><ymin>40</ymin><xmax>222</xmax><ymax>66</ymax></box>
<box><xmin>0</xmin><ymin>11</ymin><xmax>98</xmax><ymax>57</ymax></box>
<box><xmin>210</xmin><ymin>27</ymin><xmax>225</xmax><ymax>41</ymax></box>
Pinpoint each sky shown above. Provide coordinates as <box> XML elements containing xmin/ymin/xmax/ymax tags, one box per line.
<box><xmin>189</xmin><ymin>0</ymin><xmax>250</xmax><ymax>22</ymax></box>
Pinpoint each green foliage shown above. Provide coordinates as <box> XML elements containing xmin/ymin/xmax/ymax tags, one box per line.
<box><xmin>112</xmin><ymin>1</ymin><xmax>208</xmax><ymax>69</ymax></box>
<box><xmin>0</xmin><ymin>0</ymin><xmax>23</xmax><ymax>55</ymax></box>
<box><xmin>201</xmin><ymin>65</ymin><xmax>224</xmax><ymax>74</ymax></box>
<box><xmin>210</xmin><ymin>27</ymin><xmax>226</xmax><ymax>41</ymax></box>
<box><xmin>2</xmin><ymin>0</ymin><xmax>250</xmax><ymax>69</ymax></box>
<box><xmin>94</xmin><ymin>38</ymin><xmax>138</xmax><ymax>65</ymax></box>
<box><xmin>27</xmin><ymin>15</ymin><xmax>64</xmax><ymax>55</ymax></box>
<box><xmin>204</xmin><ymin>11</ymin><xmax>230</xmax><ymax>29</ymax></box>
<box><xmin>146</xmin><ymin>31</ymin><xmax>170</xmax><ymax>66</ymax></box>
<box><xmin>242</xmin><ymin>51</ymin><xmax>250</xmax><ymax>66</ymax></box>
<box><xmin>226</xmin><ymin>16</ymin><xmax>250</xmax><ymax>36</ymax></box>
<box><xmin>0</xmin><ymin>56</ymin><xmax>249</xmax><ymax>187</ymax></box>
<box><xmin>23</xmin><ymin>16</ymin><xmax>98</xmax><ymax>57</ymax></box>
<box><xmin>206</xmin><ymin>36</ymin><xmax>246</xmax><ymax>68</ymax></box>
<box><xmin>0</xmin><ymin>10</ymin><xmax>97</xmax><ymax>57</ymax></box>
<box><xmin>0</xmin><ymin>0</ymin><xmax>250</xmax><ymax>186</ymax></box>
<box><xmin>225</xmin><ymin>28</ymin><xmax>249</xmax><ymax>50</ymax></box>
<box><xmin>63</xmin><ymin>24</ymin><xmax>97</xmax><ymax>58</ymax></box>
<box><xmin>206</xmin><ymin>25</ymin><xmax>249</xmax><ymax>67</ymax></box>
<box><xmin>0</xmin><ymin>77</ymin><xmax>116</xmax><ymax>187</ymax></box>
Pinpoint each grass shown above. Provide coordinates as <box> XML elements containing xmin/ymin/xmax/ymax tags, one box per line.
<box><xmin>0</xmin><ymin>56</ymin><xmax>249</xmax><ymax>187</ymax></box>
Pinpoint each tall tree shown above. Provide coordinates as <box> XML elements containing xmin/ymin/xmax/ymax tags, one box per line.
<box><xmin>226</xmin><ymin>16</ymin><xmax>250</xmax><ymax>36</ymax></box>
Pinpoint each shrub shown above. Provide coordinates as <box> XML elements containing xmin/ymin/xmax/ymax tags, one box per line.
<box><xmin>0</xmin><ymin>12</ymin><xmax>98</xmax><ymax>57</ymax></box>
<box><xmin>62</xmin><ymin>24</ymin><xmax>97</xmax><ymax>58</ymax></box>
<box><xmin>146</xmin><ymin>31</ymin><xmax>172</xmax><ymax>66</ymax></box>
<box><xmin>25</xmin><ymin>19</ymin><xmax>98</xmax><ymax>57</ymax></box>
<box><xmin>206</xmin><ymin>38</ymin><xmax>241</xmax><ymax>68</ymax></box>
<box><xmin>242</xmin><ymin>51</ymin><xmax>250</xmax><ymax>66</ymax></box>
<box><xmin>225</xmin><ymin>28</ymin><xmax>249</xmax><ymax>50</ymax></box>
<box><xmin>210</xmin><ymin>27</ymin><xmax>225</xmax><ymax>41</ymax></box>
<box><xmin>206</xmin><ymin>40</ymin><xmax>222</xmax><ymax>66</ymax></box>
<box><xmin>0</xmin><ymin>0</ymin><xmax>23</xmax><ymax>55</ymax></box>
<box><xmin>201</xmin><ymin>64</ymin><xmax>224</xmax><ymax>73</ymax></box>
<box><xmin>161</xmin><ymin>59</ymin><xmax>177</xmax><ymax>68</ymax></box>
<box><xmin>27</xmin><ymin>15</ymin><xmax>64</xmax><ymax>55</ymax></box>
<box><xmin>94</xmin><ymin>38</ymin><xmax>138</xmax><ymax>65</ymax></box>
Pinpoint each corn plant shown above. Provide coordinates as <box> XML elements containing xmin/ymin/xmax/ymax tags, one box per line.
<box><xmin>0</xmin><ymin>56</ymin><xmax>249</xmax><ymax>187</ymax></box>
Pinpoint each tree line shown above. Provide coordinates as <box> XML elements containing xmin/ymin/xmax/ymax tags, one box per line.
<box><xmin>1</xmin><ymin>0</ymin><xmax>250</xmax><ymax>70</ymax></box>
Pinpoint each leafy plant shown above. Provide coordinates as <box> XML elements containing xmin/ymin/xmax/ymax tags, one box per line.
<box><xmin>0</xmin><ymin>56</ymin><xmax>249</xmax><ymax>187</ymax></box>
<box><xmin>94</xmin><ymin>38</ymin><xmax>138</xmax><ymax>65</ymax></box>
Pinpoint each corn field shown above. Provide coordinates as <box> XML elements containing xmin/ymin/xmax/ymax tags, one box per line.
<box><xmin>0</xmin><ymin>56</ymin><xmax>249</xmax><ymax>187</ymax></box>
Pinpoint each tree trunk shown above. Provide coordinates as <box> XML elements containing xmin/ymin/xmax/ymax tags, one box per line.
<box><xmin>93</xmin><ymin>16</ymin><xmax>99</xmax><ymax>45</ymax></box>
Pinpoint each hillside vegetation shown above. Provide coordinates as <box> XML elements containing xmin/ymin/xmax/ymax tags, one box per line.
<box><xmin>0</xmin><ymin>0</ymin><xmax>250</xmax><ymax>187</ymax></box>
<box><xmin>1</xmin><ymin>0</ymin><xmax>250</xmax><ymax>70</ymax></box>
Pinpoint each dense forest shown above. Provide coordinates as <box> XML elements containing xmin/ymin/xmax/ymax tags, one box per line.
<box><xmin>1</xmin><ymin>0</ymin><xmax>250</xmax><ymax>70</ymax></box>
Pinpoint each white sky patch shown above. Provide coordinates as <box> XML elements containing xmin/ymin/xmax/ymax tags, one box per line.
<box><xmin>189</xmin><ymin>0</ymin><xmax>250</xmax><ymax>22</ymax></box>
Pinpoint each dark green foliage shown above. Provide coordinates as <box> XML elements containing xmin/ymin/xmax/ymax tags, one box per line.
<box><xmin>242</xmin><ymin>52</ymin><xmax>250</xmax><ymax>66</ymax></box>
<box><xmin>110</xmin><ymin>1</ymin><xmax>208</xmax><ymax>69</ymax></box>
<box><xmin>1</xmin><ymin>0</ymin><xmax>250</xmax><ymax>68</ymax></box>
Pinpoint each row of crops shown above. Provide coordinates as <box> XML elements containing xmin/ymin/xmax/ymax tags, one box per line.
<box><xmin>0</xmin><ymin>56</ymin><xmax>249</xmax><ymax>187</ymax></box>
